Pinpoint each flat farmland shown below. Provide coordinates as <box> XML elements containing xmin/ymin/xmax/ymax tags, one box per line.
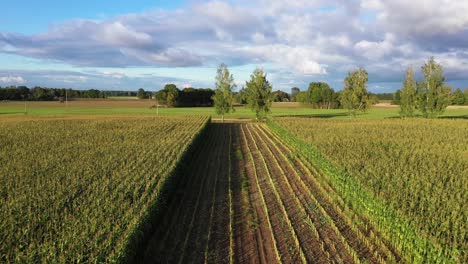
<box><xmin>272</xmin><ymin>117</ymin><xmax>468</xmax><ymax>263</ymax></box>
<box><xmin>0</xmin><ymin>115</ymin><xmax>209</xmax><ymax>263</ymax></box>
<box><xmin>140</xmin><ymin>122</ymin><xmax>401</xmax><ymax>263</ymax></box>
<box><xmin>2</xmin><ymin>111</ymin><xmax>466</xmax><ymax>263</ymax></box>
<box><xmin>2</xmin><ymin>100</ymin><xmax>467</xmax><ymax>119</ymax></box>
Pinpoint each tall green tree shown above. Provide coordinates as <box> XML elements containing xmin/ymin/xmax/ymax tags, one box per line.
<box><xmin>155</xmin><ymin>84</ymin><xmax>179</xmax><ymax>107</ymax></box>
<box><xmin>392</xmin><ymin>89</ymin><xmax>401</xmax><ymax>105</ymax></box>
<box><xmin>418</xmin><ymin>57</ymin><xmax>451</xmax><ymax>118</ymax></box>
<box><xmin>399</xmin><ymin>67</ymin><xmax>418</xmax><ymax>117</ymax></box>
<box><xmin>309</xmin><ymin>82</ymin><xmax>336</xmax><ymax>109</ymax></box>
<box><xmin>340</xmin><ymin>68</ymin><xmax>371</xmax><ymax>116</ymax></box>
<box><xmin>246</xmin><ymin>68</ymin><xmax>272</xmax><ymax>121</ymax></box>
<box><xmin>212</xmin><ymin>63</ymin><xmax>236</xmax><ymax>122</ymax></box>
<box><xmin>137</xmin><ymin>88</ymin><xmax>146</xmax><ymax>99</ymax></box>
<box><xmin>452</xmin><ymin>88</ymin><xmax>465</xmax><ymax>105</ymax></box>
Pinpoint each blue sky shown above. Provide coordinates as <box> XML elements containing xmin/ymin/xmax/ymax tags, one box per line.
<box><xmin>0</xmin><ymin>1</ymin><xmax>186</xmax><ymax>33</ymax></box>
<box><xmin>1</xmin><ymin>0</ymin><xmax>468</xmax><ymax>92</ymax></box>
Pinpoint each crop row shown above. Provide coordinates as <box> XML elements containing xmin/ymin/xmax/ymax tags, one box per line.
<box><xmin>144</xmin><ymin>121</ymin><xmax>403</xmax><ymax>263</ymax></box>
<box><xmin>240</xmin><ymin>123</ymin><xmax>401</xmax><ymax>263</ymax></box>
<box><xmin>270</xmin><ymin>117</ymin><xmax>467</xmax><ymax>263</ymax></box>
<box><xmin>0</xmin><ymin>115</ymin><xmax>209</xmax><ymax>263</ymax></box>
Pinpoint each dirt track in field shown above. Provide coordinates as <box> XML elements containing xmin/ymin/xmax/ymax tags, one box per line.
<box><xmin>139</xmin><ymin>122</ymin><xmax>402</xmax><ymax>263</ymax></box>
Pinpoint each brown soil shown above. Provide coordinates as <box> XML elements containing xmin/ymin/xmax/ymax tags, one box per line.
<box><xmin>139</xmin><ymin>121</ymin><xmax>402</xmax><ymax>263</ymax></box>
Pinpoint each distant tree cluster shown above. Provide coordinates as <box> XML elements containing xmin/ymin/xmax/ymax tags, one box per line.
<box><xmin>451</xmin><ymin>88</ymin><xmax>468</xmax><ymax>105</ymax></box>
<box><xmin>154</xmin><ymin>84</ymin><xmax>215</xmax><ymax>107</ymax></box>
<box><xmin>296</xmin><ymin>82</ymin><xmax>340</xmax><ymax>109</ymax></box>
<box><xmin>372</xmin><ymin>93</ymin><xmax>394</xmax><ymax>101</ymax></box>
<box><xmin>0</xmin><ymin>86</ymin><xmax>107</xmax><ymax>101</ymax></box>
<box><xmin>394</xmin><ymin>57</ymin><xmax>462</xmax><ymax>118</ymax></box>
<box><xmin>212</xmin><ymin>64</ymin><xmax>272</xmax><ymax>121</ymax></box>
<box><xmin>272</xmin><ymin>90</ymin><xmax>291</xmax><ymax>102</ymax></box>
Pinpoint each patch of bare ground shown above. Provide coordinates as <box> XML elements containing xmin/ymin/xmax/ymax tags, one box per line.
<box><xmin>139</xmin><ymin>121</ymin><xmax>402</xmax><ymax>263</ymax></box>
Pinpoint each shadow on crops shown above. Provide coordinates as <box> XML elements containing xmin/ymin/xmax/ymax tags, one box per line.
<box><xmin>0</xmin><ymin>112</ymin><xmax>26</xmax><ymax>115</ymax></box>
<box><xmin>276</xmin><ymin>112</ymin><xmax>348</xmax><ymax>119</ymax></box>
<box><xmin>385</xmin><ymin>115</ymin><xmax>468</xmax><ymax>120</ymax></box>
<box><xmin>438</xmin><ymin>115</ymin><xmax>468</xmax><ymax>120</ymax></box>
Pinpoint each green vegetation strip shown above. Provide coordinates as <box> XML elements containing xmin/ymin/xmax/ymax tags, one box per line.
<box><xmin>267</xmin><ymin>119</ymin><xmax>452</xmax><ymax>264</ymax></box>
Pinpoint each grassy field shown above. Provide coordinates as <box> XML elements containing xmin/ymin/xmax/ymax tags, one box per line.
<box><xmin>0</xmin><ymin>115</ymin><xmax>209</xmax><ymax>262</ymax></box>
<box><xmin>1</xmin><ymin>100</ymin><xmax>467</xmax><ymax>119</ymax></box>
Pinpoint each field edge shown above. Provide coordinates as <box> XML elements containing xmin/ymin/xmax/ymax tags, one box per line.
<box><xmin>117</xmin><ymin>116</ymin><xmax>211</xmax><ymax>263</ymax></box>
<box><xmin>266</xmin><ymin>119</ymin><xmax>452</xmax><ymax>263</ymax></box>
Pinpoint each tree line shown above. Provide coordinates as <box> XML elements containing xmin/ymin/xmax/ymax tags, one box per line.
<box><xmin>153</xmin><ymin>85</ymin><xmax>215</xmax><ymax>107</ymax></box>
<box><xmin>0</xmin><ymin>86</ymin><xmax>108</xmax><ymax>101</ymax></box>
<box><xmin>394</xmin><ymin>57</ymin><xmax>467</xmax><ymax>118</ymax></box>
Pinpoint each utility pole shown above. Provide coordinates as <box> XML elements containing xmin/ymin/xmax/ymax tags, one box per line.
<box><xmin>65</xmin><ymin>90</ymin><xmax>68</xmax><ymax>107</ymax></box>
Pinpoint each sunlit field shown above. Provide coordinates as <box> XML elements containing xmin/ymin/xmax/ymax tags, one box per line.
<box><xmin>1</xmin><ymin>100</ymin><xmax>467</xmax><ymax>119</ymax></box>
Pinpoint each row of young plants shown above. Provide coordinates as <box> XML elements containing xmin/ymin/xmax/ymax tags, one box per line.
<box><xmin>243</xmin><ymin>124</ymin><xmax>309</xmax><ymax>263</ymax></box>
<box><xmin>0</xmin><ymin>115</ymin><xmax>209</xmax><ymax>263</ymax></box>
<box><xmin>238</xmin><ymin>124</ymin><xmax>283</xmax><ymax>263</ymax></box>
<box><xmin>236</xmin><ymin>123</ymin><xmax>396</xmax><ymax>263</ymax></box>
<box><xmin>252</xmin><ymin>125</ymin><xmax>364</xmax><ymax>262</ymax></box>
<box><xmin>249</xmin><ymin>124</ymin><xmax>343</xmax><ymax>262</ymax></box>
<box><xmin>268</xmin><ymin>118</ymin><xmax>462</xmax><ymax>263</ymax></box>
<box><xmin>255</xmin><ymin>123</ymin><xmax>405</xmax><ymax>263</ymax></box>
<box><xmin>258</xmin><ymin>124</ymin><xmax>400</xmax><ymax>262</ymax></box>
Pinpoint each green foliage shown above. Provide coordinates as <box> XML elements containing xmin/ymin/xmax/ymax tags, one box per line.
<box><xmin>155</xmin><ymin>84</ymin><xmax>180</xmax><ymax>107</ymax></box>
<box><xmin>295</xmin><ymin>82</ymin><xmax>339</xmax><ymax>109</ymax></box>
<box><xmin>177</xmin><ymin>88</ymin><xmax>214</xmax><ymax>107</ymax></box>
<box><xmin>418</xmin><ymin>57</ymin><xmax>451</xmax><ymax>118</ymax></box>
<box><xmin>235</xmin><ymin>87</ymin><xmax>248</xmax><ymax>104</ymax></box>
<box><xmin>245</xmin><ymin>68</ymin><xmax>273</xmax><ymax>121</ymax></box>
<box><xmin>465</xmin><ymin>88</ymin><xmax>468</xmax><ymax>104</ymax></box>
<box><xmin>452</xmin><ymin>88</ymin><xmax>465</xmax><ymax>105</ymax></box>
<box><xmin>273</xmin><ymin>117</ymin><xmax>467</xmax><ymax>263</ymax></box>
<box><xmin>340</xmin><ymin>68</ymin><xmax>371</xmax><ymax>116</ymax></box>
<box><xmin>137</xmin><ymin>88</ymin><xmax>146</xmax><ymax>99</ymax></box>
<box><xmin>212</xmin><ymin>63</ymin><xmax>236</xmax><ymax>121</ymax></box>
<box><xmin>392</xmin><ymin>89</ymin><xmax>401</xmax><ymax>105</ymax></box>
<box><xmin>399</xmin><ymin>68</ymin><xmax>418</xmax><ymax>117</ymax></box>
<box><xmin>271</xmin><ymin>90</ymin><xmax>290</xmax><ymax>102</ymax></box>
<box><xmin>0</xmin><ymin>116</ymin><xmax>209</xmax><ymax>262</ymax></box>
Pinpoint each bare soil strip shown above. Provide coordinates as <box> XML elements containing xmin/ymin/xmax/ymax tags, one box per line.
<box><xmin>140</xmin><ymin>122</ymin><xmax>401</xmax><ymax>263</ymax></box>
<box><xmin>258</xmin><ymin>124</ymin><xmax>402</xmax><ymax>262</ymax></box>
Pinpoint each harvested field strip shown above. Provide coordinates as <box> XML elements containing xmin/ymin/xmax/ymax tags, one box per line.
<box><xmin>249</xmin><ymin>124</ymin><xmax>355</xmax><ymax>263</ymax></box>
<box><xmin>259</xmin><ymin>124</ymin><xmax>401</xmax><ymax>262</ymax></box>
<box><xmin>231</xmin><ymin>125</ymin><xmax>276</xmax><ymax>263</ymax></box>
<box><xmin>238</xmin><ymin>124</ymin><xmax>283</xmax><ymax>263</ymax></box>
<box><xmin>140</xmin><ymin>121</ymin><xmax>403</xmax><ymax>263</ymax></box>
<box><xmin>244</xmin><ymin>124</ymin><xmax>328</xmax><ymax>263</ymax></box>
<box><xmin>241</xmin><ymin>124</ymin><xmax>303</xmax><ymax>263</ymax></box>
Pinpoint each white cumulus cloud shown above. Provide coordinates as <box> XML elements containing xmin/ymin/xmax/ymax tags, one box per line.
<box><xmin>0</xmin><ymin>76</ymin><xmax>26</xmax><ymax>83</ymax></box>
